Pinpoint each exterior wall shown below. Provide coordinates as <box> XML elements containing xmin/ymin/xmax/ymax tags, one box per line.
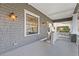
<box><xmin>0</xmin><ymin>3</ymin><xmax>52</xmax><ymax>54</ymax></box>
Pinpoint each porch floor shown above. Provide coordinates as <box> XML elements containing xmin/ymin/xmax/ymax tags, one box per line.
<box><xmin>1</xmin><ymin>39</ymin><xmax>78</xmax><ymax>56</ymax></box>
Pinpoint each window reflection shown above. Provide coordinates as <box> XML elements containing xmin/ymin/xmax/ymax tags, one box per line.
<box><xmin>26</xmin><ymin>14</ymin><xmax>38</xmax><ymax>35</ymax></box>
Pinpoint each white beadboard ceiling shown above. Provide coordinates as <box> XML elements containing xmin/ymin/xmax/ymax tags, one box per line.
<box><xmin>29</xmin><ymin>3</ymin><xmax>77</xmax><ymax>20</ymax></box>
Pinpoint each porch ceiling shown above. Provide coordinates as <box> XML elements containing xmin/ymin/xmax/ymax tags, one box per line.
<box><xmin>29</xmin><ymin>3</ymin><xmax>77</xmax><ymax>20</ymax></box>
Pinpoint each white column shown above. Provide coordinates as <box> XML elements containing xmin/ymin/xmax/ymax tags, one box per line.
<box><xmin>52</xmin><ymin>23</ymin><xmax>58</xmax><ymax>44</ymax></box>
<box><xmin>71</xmin><ymin>13</ymin><xmax>78</xmax><ymax>34</ymax></box>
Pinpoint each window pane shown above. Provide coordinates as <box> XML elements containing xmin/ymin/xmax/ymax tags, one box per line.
<box><xmin>26</xmin><ymin>14</ymin><xmax>38</xmax><ymax>35</ymax></box>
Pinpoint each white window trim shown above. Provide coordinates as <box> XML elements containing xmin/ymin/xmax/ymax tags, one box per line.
<box><xmin>24</xmin><ymin>9</ymin><xmax>40</xmax><ymax>37</ymax></box>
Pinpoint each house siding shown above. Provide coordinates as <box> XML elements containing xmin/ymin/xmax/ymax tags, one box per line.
<box><xmin>0</xmin><ymin>3</ymin><xmax>53</xmax><ymax>54</ymax></box>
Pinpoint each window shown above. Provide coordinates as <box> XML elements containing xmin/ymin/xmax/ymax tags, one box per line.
<box><xmin>24</xmin><ymin>9</ymin><xmax>40</xmax><ymax>36</ymax></box>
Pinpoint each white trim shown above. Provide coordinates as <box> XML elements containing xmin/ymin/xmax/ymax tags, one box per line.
<box><xmin>24</xmin><ymin>9</ymin><xmax>40</xmax><ymax>37</ymax></box>
<box><xmin>40</xmin><ymin>37</ymin><xmax>47</xmax><ymax>41</ymax></box>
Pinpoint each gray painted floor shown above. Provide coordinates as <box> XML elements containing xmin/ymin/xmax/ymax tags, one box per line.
<box><xmin>1</xmin><ymin>39</ymin><xmax>78</xmax><ymax>56</ymax></box>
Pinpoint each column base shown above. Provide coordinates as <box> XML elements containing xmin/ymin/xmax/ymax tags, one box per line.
<box><xmin>70</xmin><ymin>34</ymin><xmax>77</xmax><ymax>43</ymax></box>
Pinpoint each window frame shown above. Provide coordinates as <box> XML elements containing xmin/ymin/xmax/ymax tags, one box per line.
<box><xmin>24</xmin><ymin>9</ymin><xmax>40</xmax><ymax>37</ymax></box>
